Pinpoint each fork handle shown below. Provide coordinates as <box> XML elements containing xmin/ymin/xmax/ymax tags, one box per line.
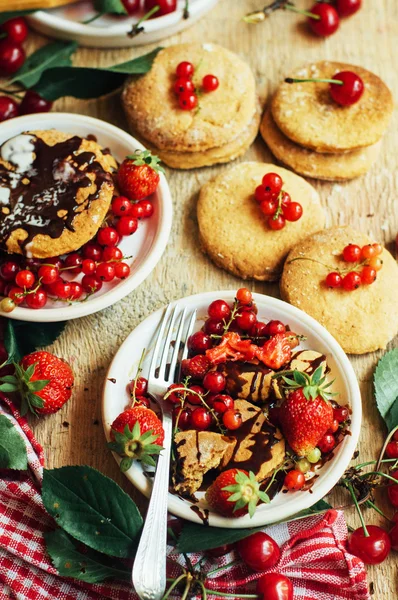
<box><xmin>132</xmin><ymin>411</ymin><xmax>173</xmax><ymax>600</ymax></box>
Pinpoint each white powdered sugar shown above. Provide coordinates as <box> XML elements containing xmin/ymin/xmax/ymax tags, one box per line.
<box><xmin>1</xmin><ymin>134</ymin><xmax>36</xmax><ymax>173</ymax></box>
<box><xmin>0</xmin><ymin>187</ymin><xmax>10</xmax><ymax>205</ymax></box>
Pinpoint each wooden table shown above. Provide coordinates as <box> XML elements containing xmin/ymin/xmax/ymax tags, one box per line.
<box><xmin>27</xmin><ymin>1</ymin><xmax>397</xmax><ymax>597</ymax></box>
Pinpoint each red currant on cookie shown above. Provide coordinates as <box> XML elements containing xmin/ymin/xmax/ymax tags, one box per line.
<box><xmin>176</xmin><ymin>61</ymin><xmax>194</xmax><ymax>78</ymax></box>
<box><xmin>343</xmin><ymin>244</ymin><xmax>361</xmax><ymax>263</ymax></box>
<box><xmin>202</xmin><ymin>74</ymin><xmax>219</xmax><ymax>92</ymax></box>
<box><xmin>325</xmin><ymin>272</ymin><xmax>342</xmax><ymax>289</ymax></box>
<box><xmin>342</xmin><ymin>271</ymin><xmax>361</xmax><ymax>291</ymax></box>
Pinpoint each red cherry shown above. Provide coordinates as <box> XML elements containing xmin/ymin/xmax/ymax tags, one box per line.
<box><xmin>179</xmin><ymin>92</ymin><xmax>198</xmax><ymax>111</ymax></box>
<box><xmin>385</xmin><ymin>442</ymin><xmax>398</xmax><ymax>459</ymax></box>
<box><xmin>83</xmin><ymin>243</ymin><xmax>102</xmax><ymax>261</ymax></box>
<box><xmin>284</xmin><ymin>469</ymin><xmax>305</xmax><ymax>491</ymax></box>
<box><xmin>211</xmin><ymin>394</ymin><xmax>234</xmax><ymax>414</ymax></box>
<box><xmin>206</xmin><ymin>544</ymin><xmax>234</xmax><ymax>558</ymax></box>
<box><xmin>114</xmin><ymin>262</ymin><xmax>130</xmax><ymax>279</ymax></box>
<box><xmin>96</xmin><ymin>262</ymin><xmax>115</xmax><ymax>282</ymax></box>
<box><xmin>203</xmin><ymin>371</ymin><xmax>226</xmax><ymax>393</ymax></box>
<box><xmin>173</xmin><ymin>406</ymin><xmax>192</xmax><ymax>430</ymax></box>
<box><xmin>0</xmin><ymin>39</ymin><xmax>25</xmax><ymax>75</ymax></box>
<box><xmin>283</xmin><ymin>201</ymin><xmax>303</xmax><ymax>222</ymax></box>
<box><xmin>249</xmin><ymin>321</ymin><xmax>268</xmax><ymax>338</ymax></box>
<box><xmin>116</xmin><ymin>216</ymin><xmax>138</xmax><ymax>236</ymax></box>
<box><xmin>121</xmin><ymin>0</ymin><xmax>140</xmax><ymax>14</ymax></box>
<box><xmin>334</xmin><ymin>406</ymin><xmax>349</xmax><ymax>423</ymax></box>
<box><xmin>203</xmin><ymin>318</ymin><xmax>224</xmax><ymax>336</ymax></box>
<box><xmin>64</xmin><ymin>253</ymin><xmax>83</xmax><ymax>272</ymax></box>
<box><xmin>342</xmin><ymin>272</ymin><xmax>361</xmax><ymax>291</ymax></box>
<box><xmin>348</xmin><ymin>525</ymin><xmax>391</xmax><ymax>565</ymax></box>
<box><xmin>20</xmin><ymin>90</ymin><xmax>53</xmax><ymax>115</ymax></box>
<box><xmin>82</xmin><ymin>274</ymin><xmax>103</xmax><ymax>293</ymax></box>
<box><xmin>235</xmin><ymin>310</ymin><xmax>257</xmax><ymax>332</ymax></box>
<box><xmin>102</xmin><ymin>246</ymin><xmax>123</xmax><ymax>262</ymax></box>
<box><xmin>264</xmin><ymin>320</ymin><xmax>286</xmax><ymax>336</ymax></box>
<box><xmin>131</xmin><ymin>376</ymin><xmax>148</xmax><ymax>396</ymax></box>
<box><xmin>318</xmin><ymin>433</ymin><xmax>335</xmax><ymax>453</ymax></box>
<box><xmin>8</xmin><ymin>286</ymin><xmax>24</xmax><ymax>305</ymax></box>
<box><xmin>190</xmin><ymin>406</ymin><xmax>212</xmax><ymax>431</ymax></box>
<box><xmin>260</xmin><ymin>199</ymin><xmax>278</xmax><ymax>216</ymax></box>
<box><xmin>15</xmin><ymin>270</ymin><xmax>35</xmax><ymax>289</ymax></box>
<box><xmin>0</xmin><ymin>96</ymin><xmax>19</xmax><ymax>122</ymax></box>
<box><xmin>268</xmin><ymin>215</ymin><xmax>286</xmax><ymax>230</ymax></box>
<box><xmin>112</xmin><ymin>196</ymin><xmax>132</xmax><ymax>217</ymax></box>
<box><xmin>343</xmin><ymin>244</ymin><xmax>361</xmax><ymax>262</ymax></box>
<box><xmin>185</xmin><ymin>385</ymin><xmax>205</xmax><ymax>406</ymax></box>
<box><xmin>208</xmin><ymin>299</ymin><xmax>231</xmax><ymax>321</ymax></box>
<box><xmin>176</xmin><ymin>61</ymin><xmax>194</xmax><ymax>78</ymax></box>
<box><xmin>97</xmin><ymin>227</ymin><xmax>120</xmax><ymax>247</ymax></box>
<box><xmin>262</xmin><ymin>172</ymin><xmax>283</xmax><ymax>195</ymax></box>
<box><xmin>25</xmin><ymin>288</ymin><xmax>47</xmax><ymax>309</ymax></box>
<box><xmin>222</xmin><ymin>409</ymin><xmax>242</xmax><ymax>430</ymax></box>
<box><xmin>326</xmin><ymin>272</ymin><xmax>342</xmax><ymax>288</ymax></box>
<box><xmin>0</xmin><ymin>17</ymin><xmax>29</xmax><ymax>44</ymax></box>
<box><xmin>82</xmin><ymin>258</ymin><xmax>96</xmax><ymax>275</ymax></box>
<box><xmin>144</xmin><ymin>0</ymin><xmax>177</xmax><ymax>16</ymax></box>
<box><xmin>68</xmin><ymin>282</ymin><xmax>83</xmax><ymax>300</ymax></box>
<box><xmin>236</xmin><ymin>288</ymin><xmax>252</xmax><ymax>305</ymax></box>
<box><xmin>330</xmin><ymin>71</ymin><xmax>364</xmax><ymax>106</ymax></box>
<box><xmin>256</xmin><ymin>573</ymin><xmax>293</xmax><ymax>600</ymax></box>
<box><xmin>174</xmin><ymin>77</ymin><xmax>195</xmax><ymax>95</ymax></box>
<box><xmin>390</xmin><ymin>523</ymin><xmax>398</xmax><ymax>552</ymax></box>
<box><xmin>307</xmin><ymin>3</ymin><xmax>339</xmax><ymax>37</ymax></box>
<box><xmin>188</xmin><ymin>331</ymin><xmax>212</xmax><ymax>355</ymax></box>
<box><xmin>336</xmin><ymin>0</ymin><xmax>361</xmax><ymax>18</ymax></box>
<box><xmin>388</xmin><ymin>470</ymin><xmax>398</xmax><ymax>508</ymax></box>
<box><xmin>237</xmin><ymin>532</ymin><xmax>281</xmax><ymax>571</ymax></box>
<box><xmin>0</xmin><ymin>261</ymin><xmax>19</xmax><ymax>281</ymax></box>
<box><xmin>361</xmin><ymin>266</ymin><xmax>377</xmax><ymax>285</ymax></box>
<box><xmin>202</xmin><ymin>74</ymin><xmax>219</xmax><ymax>92</ymax></box>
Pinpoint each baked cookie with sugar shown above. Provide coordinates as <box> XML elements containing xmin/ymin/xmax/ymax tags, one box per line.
<box><xmin>0</xmin><ymin>130</ymin><xmax>117</xmax><ymax>259</ymax></box>
<box><xmin>197</xmin><ymin>162</ymin><xmax>325</xmax><ymax>281</ymax></box>
<box><xmin>122</xmin><ymin>43</ymin><xmax>260</xmax><ymax>169</ymax></box>
<box><xmin>280</xmin><ymin>226</ymin><xmax>398</xmax><ymax>354</ymax></box>
<box><xmin>271</xmin><ymin>62</ymin><xmax>393</xmax><ymax>154</ymax></box>
<box><xmin>260</xmin><ymin>108</ymin><xmax>381</xmax><ymax>181</ymax></box>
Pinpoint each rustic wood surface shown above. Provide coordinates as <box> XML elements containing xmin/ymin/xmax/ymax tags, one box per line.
<box><xmin>24</xmin><ymin>0</ymin><xmax>397</xmax><ymax>597</ymax></box>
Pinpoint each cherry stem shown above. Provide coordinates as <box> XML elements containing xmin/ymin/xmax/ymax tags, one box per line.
<box><xmin>130</xmin><ymin>348</ymin><xmax>146</xmax><ymax>408</ymax></box>
<box><xmin>378</xmin><ymin>424</ymin><xmax>398</xmax><ymax>468</ymax></box>
<box><xmin>359</xmin><ymin>471</ymin><xmax>398</xmax><ymax>485</ymax></box>
<box><xmin>82</xmin><ymin>10</ymin><xmax>105</xmax><ymax>24</ymax></box>
<box><xmin>345</xmin><ymin>481</ymin><xmax>369</xmax><ymax>537</ymax></box>
<box><xmin>128</xmin><ymin>5</ymin><xmax>160</xmax><ymax>37</ymax></box>
<box><xmin>183</xmin><ymin>0</ymin><xmax>190</xmax><ymax>19</ymax></box>
<box><xmin>161</xmin><ymin>574</ymin><xmax>187</xmax><ymax>600</ymax></box>
<box><xmin>202</xmin><ymin>592</ymin><xmax>259</xmax><ymax>599</ymax></box>
<box><xmin>243</xmin><ymin>0</ymin><xmax>291</xmax><ymax>23</ymax></box>
<box><xmin>285</xmin><ymin>77</ymin><xmax>343</xmax><ymax>85</ymax></box>
<box><xmin>354</xmin><ymin>458</ymin><xmax>397</xmax><ymax>470</ymax></box>
<box><xmin>283</xmin><ymin>4</ymin><xmax>321</xmax><ymax>19</ymax></box>
<box><xmin>365</xmin><ymin>500</ymin><xmax>393</xmax><ymax>522</ymax></box>
<box><xmin>207</xmin><ymin>560</ymin><xmax>240</xmax><ymax>577</ymax></box>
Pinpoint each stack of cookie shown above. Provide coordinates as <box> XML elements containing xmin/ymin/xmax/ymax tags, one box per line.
<box><xmin>260</xmin><ymin>61</ymin><xmax>394</xmax><ymax>181</ymax></box>
<box><xmin>122</xmin><ymin>43</ymin><xmax>261</xmax><ymax>170</ymax></box>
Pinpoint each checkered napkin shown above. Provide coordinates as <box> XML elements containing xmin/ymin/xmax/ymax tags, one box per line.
<box><xmin>0</xmin><ymin>395</ymin><xmax>371</xmax><ymax>600</ymax></box>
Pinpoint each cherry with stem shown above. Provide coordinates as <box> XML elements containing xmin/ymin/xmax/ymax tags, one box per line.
<box><xmin>128</xmin><ymin>5</ymin><xmax>160</xmax><ymax>37</ymax></box>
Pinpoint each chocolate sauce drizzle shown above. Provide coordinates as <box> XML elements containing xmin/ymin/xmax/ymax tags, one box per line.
<box><xmin>0</xmin><ymin>135</ymin><xmax>112</xmax><ymax>251</ymax></box>
<box><xmin>225</xmin><ymin>361</ymin><xmax>272</xmax><ymax>403</ymax></box>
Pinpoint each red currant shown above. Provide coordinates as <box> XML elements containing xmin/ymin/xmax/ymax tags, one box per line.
<box><xmin>121</xmin><ymin>0</ymin><xmax>140</xmax><ymax>14</ymax></box>
<box><xmin>281</xmin><ymin>191</ymin><xmax>291</xmax><ymax>206</ymax></box>
<box><xmin>83</xmin><ymin>243</ymin><xmax>102</xmax><ymax>261</ymax></box>
<box><xmin>20</xmin><ymin>90</ymin><xmax>52</xmax><ymax>115</ymax></box>
<box><xmin>131</xmin><ymin>376</ymin><xmax>148</xmax><ymax>396</ymax></box>
<box><xmin>0</xmin><ymin>96</ymin><xmax>19</xmax><ymax>122</ymax></box>
<box><xmin>260</xmin><ymin>199</ymin><xmax>278</xmax><ymax>216</ymax></box>
<box><xmin>334</xmin><ymin>406</ymin><xmax>349</xmax><ymax>423</ymax></box>
<box><xmin>211</xmin><ymin>394</ymin><xmax>234</xmax><ymax>414</ymax></box>
<box><xmin>283</xmin><ymin>201</ymin><xmax>303</xmax><ymax>222</ymax></box>
<box><xmin>116</xmin><ymin>216</ymin><xmax>138</xmax><ymax>236</ymax></box>
<box><xmin>45</xmin><ymin>256</ymin><xmax>63</xmax><ymax>270</ymax></box>
<box><xmin>307</xmin><ymin>2</ymin><xmax>339</xmax><ymax>37</ymax></box>
<box><xmin>173</xmin><ymin>406</ymin><xmax>192</xmax><ymax>430</ymax></box>
<box><xmin>68</xmin><ymin>282</ymin><xmax>84</xmax><ymax>300</ymax></box>
<box><xmin>325</xmin><ymin>272</ymin><xmax>342</xmax><ymax>288</ymax></box>
<box><xmin>249</xmin><ymin>321</ymin><xmax>268</xmax><ymax>338</ymax></box>
<box><xmin>176</xmin><ymin>61</ymin><xmax>194</xmax><ymax>78</ymax></box>
<box><xmin>203</xmin><ymin>318</ymin><xmax>224</xmax><ymax>336</ymax></box>
<box><xmin>136</xmin><ymin>396</ymin><xmax>150</xmax><ymax>409</ymax></box>
<box><xmin>0</xmin><ymin>39</ymin><xmax>25</xmax><ymax>75</ymax></box>
<box><xmin>236</xmin><ymin>288</ymin><xmax>252</xmax><ymax>305</ymax></box>
<box><xmin>166</xmin><ymin>383</ymin><xmax>184</xmax><ymax>404</ymax></box>
<box><xmin>96</xmin><ymin>262</ymin><xmax>116</xmax><ymax>282</ymax></box>
<box><xmin>237</xmin><ymin>532</ymin><xmax>281</xmax><ymax>571</ymax></box>
<box><xmin>130</xmin><ymin>202</ymin><xmax>145</xmax><ymax>219</ymax></box>
<box><xmin>336</xmin><ymin>0</ymin><xmax>361</xmax><ymax>18</ymax></box>
<box><xmin>368</xmin><ymin>256</ymin><xmax>383</xmax><ymax>271</ymax></box>
<box><xmin>343</xmin><ymin>244</ymin><xmax>361</xmax><ymax>262</ymax></box>
<box><xmin>0</xmin><ymin>17</ymin><xmax>28</xmax><ymax>44</ymax></box>
<box><xmin>112</xmin><ymin>196</ymin><xmax>132</xmax><ymax>217</ymax></box>
<box><xmin>328</xmin><ymin>419</ymin><xmax>339</xmax><ymax>434</ymax></box>
<box><xmin>179</xmin><ymin>92</ymin><xmax>198</xmax><ymax>111</ymax></box>
<box><xmin>0</xmin><ymin>261</ymin><xmax>19</xmax><ymax>281</ymax></box>
<box><xmin>203</xmin><ymin>371</ymin><xmax>226</xmax><ymax>393</ymax></box>
<box><xmin>102</xmin><ymin>246</ymin><xmax>123</xmax><ymax>262</ymax></box>
<box><xmin>139</xmin><ymin>200</ymin><xmax>154</xmax><ymax>218</ymax></box>
<box><xmin>15</xmin><ymin>270</ymin><xmax>35</xmax><ymax>289</ymax></box>
<box><xmin>330</xmin><ymin>71</ymin><xmax>364</xmax><ymax>106</ymax></box>
<box><xmin>174</xmin><ymin>77</ymin><xmax>195</xmax><ymax>95</ymax></box>
<box><xmin>342</xmin><ymin>271</ymin><xmax>361</xmax><ymax>291</ymax></box>
<box><xmin>262</xmin><ymin>172</ymin><xmax>283</xmax><ymax>195</ymax></box>
<box><xmin>97</xmin><ymin>227</ymin><xmax>119</xmax><ymax>247</ymax></box>
<box><xmin>388</xmin><ymin>470</ymin><xmax>398</xmax><ymax>508</ymax></box>
<box><xmin>318</xmin><ymin>433</ymin><xmax>335</xmax><ymax>453</ymax></box>
<box><xmin>64</xmin><ymin>253</ymin><xmax>83</xmax><ymax>272</ymax></box>
<box><xmin>284</xmin><ymin>469</ymin><xmax>305</xmax><ymax>490</ymax></box>
<box><xmin>190</xmin><ymin>407</ymin><xmax>212</xmax><ymax>431</ymax></box>
<box><xmin>235</xmin><ymin>310</ymin><xmax>257</xmax><ymax>331</ymax></box>
<box><xmin>386</xmin><ymin>442</ymin><xmax>398</xmax><ymax>459</ymax></box>
<box><xmin>82</xmin><ymin>259</ymin><xmax>96</xmax><ymax>275</ymax></box>
<box><xmin>265</xmin><ymin>320</ymin><xmax>286</xmax><ymax>336</ymax></box>
<box><xmin>255</xmin><ymin>185</ymin><xmax>274</xmax><ymax>204</ymax></box>
<box><xmin>8</xmin><ymin>286</ymin><xmax>24</xmax><ymax>305</ymax></box>
<box><xmin>372</xmin><ymin>242</ymin><xmax>383</xmax><ymax>256</ymax></box>
<box><xmin>144</xmin><ymin>0</ymin><xmax>177</xmax><ymax>16</ymax></box>
<box><xmin>82</xmin><ymin>274</ymin><xmax>103</xmax><ymax>293</ymax></box>
<box><xmin>268</xmin><ymin>215</ymin><xmax>285</xmax><ymax>230</ymax></box>
<box><xmin>202</xmin><ymin>74</ymin><xmax>219</xmax><ymax>92</ymax></box>
<box><xmin>25</xmin><ymin>288</ymin><xmax>47</xmax><ymax>309</ymax></box>
<box><xmin>114</xmin><ymin>262</ymin><xmax>130</xmax><ymax>279</ymax></box>
<box><xmin>360</xmin><ymin>244</ymin><xmax>376</xmax><ymax>260</ymax></box>
<box><xmin>361</xmin><ymin>266</ymin><xmax>377</xmax><ymax>285</ymax></box>
<box><xmin>52</xmin><ymin>279</ymin><xmax>72</xmax><ymax>299</ymax></box>
<box><xmin>222</xmin><ymin>409</ymin><xmax>242</xmax><ymax>430</ymax></box>
<box><xmin>188</xmin><ymin>331</ymin><xmax>212</xmax><ymax>355</ymax></box>
<box><xmin>185</xmin><ymin>385</ymin><xmax>205</xmax><ymax>405</ymax></box>
<box><xmin>208</xmin><ymin>299</ymin><xmax>231</xmax><ymax>321</ymax></box>
<box><xmin>348</xmin><ymin>525</ymin><xmax>391</xmax><ymax>565</ymax></box>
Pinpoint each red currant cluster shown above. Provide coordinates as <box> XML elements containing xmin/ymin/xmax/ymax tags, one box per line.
<box><xmin>173</xmin><ymin>61</ymin><xmax>219</xmax><ymax>112</ymax></box>
<box><xmin>121</xmin><ymin>0</ymin><xmax>177</xmax><ymax>16</ymax></box>
<box><xmin>0</xmin><ymin>18</ymin><xmax>53</xmax><ymax>123</ymax></box>
<box><xmin>325</xmin><ymin>242</ymin><xmax>383</xmax><ymax>291</ymax></box>
<box><xmin>255</xmin><ymin>172</ymin><xmax>303</xmax><ymax>231</ymax></box>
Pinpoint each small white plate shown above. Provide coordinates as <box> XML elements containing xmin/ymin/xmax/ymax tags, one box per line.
<box><xmin>103</xmin><ymin>291</ymin><xmax>362</xmax><ymax>528</ymax></box>
<box><xmin>0</xmin><ymin>113</ymin><xmax>172</xmax><ymax>322</ymax></box>
<box><xmin>28</xmin><ymin>0</ymin><xmax>219</xmax><ymax>48</ymax></box>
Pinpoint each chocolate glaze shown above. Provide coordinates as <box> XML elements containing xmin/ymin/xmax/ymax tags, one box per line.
<box><xmin>190</xmin><ymin>505</ymin><xmax>209</xmax><ymax>526</ymax></box>
<box><xmin>291</xmin><ymin>350</ymin><xmax>330</xmax><ymax>375</ymax></box>
<box><xmin>0</xmin><ymin>135</ymin><xmax>112</xmax><ymax>251</ymax></box>
<box><xmin>225</xmin><ymin>361</ymin><xmax>272</xmax><ymax>402</ymax></box>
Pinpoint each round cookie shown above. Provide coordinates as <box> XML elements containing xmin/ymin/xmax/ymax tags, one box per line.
<box><xmin>197</xmin><ymin>162</ymin><xmax>326</xmax><ymax>281</ymax></box>
<box><xmin>0</xmin><ymin>130</ymin><xmax>117</xmax><ymax>259</ymax></box>
<box><xmin>122</xmin><ymin>43</ymin><xmax>259</xmax><ymax>167</ymax></box>
<box><xmin>280</xmin><ymin>226</ymin><xmax>398</xmax><ymax>354</ymax></box>
<box><xmin>260</xmin><ymin>108</ymin><xmax>381</xmax><ymax>181</ymax></box>
<box><xmin>271</xmin><ymin>62</ymin><xmax>393</xmax><ymax>154</ymax></box>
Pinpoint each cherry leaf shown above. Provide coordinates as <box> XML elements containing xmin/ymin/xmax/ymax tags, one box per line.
<box><xmin>0</xmin><ymin>414</ymin><xmax>28</xmax><ymax>470</ymax></box>
<box><xmin>374</xmin><ymin>349</ymin><xmax>398</xmax><ymax>432</ymax></box>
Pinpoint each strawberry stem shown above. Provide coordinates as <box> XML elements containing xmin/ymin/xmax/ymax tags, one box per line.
<box><xmin>285</xmin><ymin>77</ymin><xmax>343</xmax><ymax>85</ymax></box>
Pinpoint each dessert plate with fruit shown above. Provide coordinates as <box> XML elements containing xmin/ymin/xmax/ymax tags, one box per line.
<box><xmin>0</xmin><ymin>112</ymin><xmax>172</xmax><ymax>322</ymax></box>
<box><xmin>103</xmin><ymin>289</ymin><xmax>361</xmax><ymax>528</ymax></box>
<box><xmin>29</xmin><ymin>0</ymin><xmax>219</xmax><ymax>49</ymax></box>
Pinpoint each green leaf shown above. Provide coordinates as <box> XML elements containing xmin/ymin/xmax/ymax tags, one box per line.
<box><xmin>28</xmin><ymin>379</ymin><xmax>50</xmax><ymax>392</ymax></box>
<box><xmin>0</xmin><ymin>11</ymin><xmax>36</xmax><ymax>26</ymax></box>
<box><xmin>93</xmin><ymin>0</ymin><xmax>127</xmax><ymax>15</ymax></box>
<box><xmin>0</xmin><ymin>383</ymin><xmax>18</xmax><ymax>393</ymax></box>
<box><xmin>10</xmin><ymin>41</ymin><xmax>78</xmax><ymax>88</ymax></box>
<box><xmin>3</xmin><ymin>320</ymin><xmax>66</xmax><ymax>363</ymax></box>
<box><xmin>42</xmin><ymin>466</ymin><xmax>143</xmax><ymax>557</ymax></box>
<box><xmin>177</xmin><ymin>498</ymin><xmax>332</xmax><ymax>552</ymax></box>
<box><xmin>374</xmin><ymin>349</ymin><xmax>398</xmax><ymax>432</ymax></box>
<box><xmin>0</xmin><ymin>415</ymin><xmax>27</xmax><ymax>470</ymax></box>
<box><xmin>34</xmin><ymin>47</ymin><xmax>162</xmax><ymax>101</ymax></box>
<box><xmin>45</xmin><ymin>529</ymin><xmax>130</xmax><ymax>583</ymax></box>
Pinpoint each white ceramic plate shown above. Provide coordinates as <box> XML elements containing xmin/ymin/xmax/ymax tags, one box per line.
<box><xmin>103</xmin><ymin>291</ymin><xmax>362</xmax><ymax>528</ymax></box>
<box><xmin>0</xmin><ymin>113</ymin><xmax>172</xmax><ymax>322</ymax></box>
<box><xmin>28</xmin><ymin>0</ymin><xmax>219</xmax><ymax>48</ymax></box>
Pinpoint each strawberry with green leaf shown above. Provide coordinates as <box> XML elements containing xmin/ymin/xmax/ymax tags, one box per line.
<box><xmin>205</xmin><ymin>469</ymin><xmax>270</xmax><ymax>518</ymax></box>
<box><xmin>0</xmin><ymin>351</ymin><xmax>74</xmax><ymax>416</ymax></box>
<box><xmin>278</xmin><ymin>365</ymin><xmax>336</xmax><ymax>456</ymax></box>
<box><xmin>108</xmin><ymin>406</ymin><xmax>164</xmax><ymax>472</ymax></box>
<box><xmin>118</xmin><ymin>150</ymin><xmax>164</xmax><ymax>201</ymax></box>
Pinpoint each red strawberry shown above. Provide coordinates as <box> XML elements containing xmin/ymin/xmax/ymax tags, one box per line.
<box><xmin>256</xmin><ymin>333</ymin><xmax>292</xmax><ymax>370</ymax></box>
<box><xmin>205</xmin><ymin>469</ymin><xmax>270</xmax><ymax>518</ymax></box>
<box><xmin>108</xmin><ymin>406</ymin><xmax>164</xmax><ymax>471</ymax></box>
<box><xmin>181</xmin><ymin>355</ymin><xmax>210</xmax><ymax>379</ymax></box>
<box><xmin>279</xmin><ymin>366</ymin><xmax>335</xmax><ymax>456</ymax></box>
<box><xmin>118</xmin><ymin>150</ymin><xmax>164</xmax><ymax>201</ymax></box>
<box><xmin>0</xmin><ymin>351</ymin><xmax>74</xmax><ymax>415</ymax></box>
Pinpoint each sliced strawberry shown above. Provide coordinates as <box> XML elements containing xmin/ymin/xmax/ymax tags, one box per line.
<box><xmin>255</xmin><ymin>333</ymin><xmax>292</xmax><ymax>370</ymax></box>
<box><xmin>206</xmin><ymin>332</ymin><xmax>257</xmax><ymax>365</ymax></box>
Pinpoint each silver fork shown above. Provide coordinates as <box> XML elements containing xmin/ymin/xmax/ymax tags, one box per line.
<box><xmin>132</xmin><ymin>303</ymin><xmax>196</xmax><ymax>600</ymax></box>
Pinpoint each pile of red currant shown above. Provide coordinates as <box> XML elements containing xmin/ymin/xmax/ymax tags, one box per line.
<box><xmin>325</xmin><ymin>242</ymin><xmax>383</xmax><ymax>291</ymax></box>
<box><xmin>0</xmin><ymin>17</ymin><xmax>53</xmax><ymax>123</ymax></box>
<box><xmin>255</xmin><ymin>172</ymin><xmax>303</xmax><ymax>231</ymax></box>
<box><xmin>173</xmin><ymin>61</ymin><xmax>219</xmax><ymax>112</ymax></box>
<box><xmin>120</xmin><ymin>0</ymin><xmax>177</xmax><ymax>16</ymax></box>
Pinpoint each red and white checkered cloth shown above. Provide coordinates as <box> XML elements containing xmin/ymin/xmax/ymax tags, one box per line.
<box><xmin>0</xmin><ymin>395</ymin><xmax>371</xmax><ymax>600</ymax></box>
